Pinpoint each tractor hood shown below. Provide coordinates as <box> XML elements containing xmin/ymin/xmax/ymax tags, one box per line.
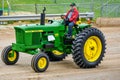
<box><xmin>14</xmin><ymin>20</ymin><xmax>65</xmax><ymax>33</ymax></box>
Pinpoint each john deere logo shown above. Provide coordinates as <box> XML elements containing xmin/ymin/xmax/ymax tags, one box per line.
<box><xmin>25</xmin><ymin>30</ymin><xmax>43</xmax><ymax>33</ymax></box>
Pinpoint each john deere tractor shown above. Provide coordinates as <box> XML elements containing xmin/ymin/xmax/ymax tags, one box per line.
<box><xmin>1</xmin><ymin>8</ymin><xmax>106</xmax><ymax>72</ymax></box>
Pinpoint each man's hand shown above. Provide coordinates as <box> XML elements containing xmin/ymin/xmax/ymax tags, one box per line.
<box><xmin>61</xmin><ymin>15</ymin><xmax>65</xmax><ymax>19</ymax></box>
<box><xmin>65</xmin><ymin>18</ymin><xmax>69</xmax><ymax>22</ymax></box>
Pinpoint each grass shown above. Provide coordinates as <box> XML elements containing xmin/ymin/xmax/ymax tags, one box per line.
<box><xmin>0</xmin><ymin>0</ymin><xmax>120</xmax><ymax>18</ymax></box>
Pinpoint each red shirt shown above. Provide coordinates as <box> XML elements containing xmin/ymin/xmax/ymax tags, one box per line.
<box><xmin>65</xmin><ymin>7</ymin><xmax>79</xmax><ymax>23</ymax></box>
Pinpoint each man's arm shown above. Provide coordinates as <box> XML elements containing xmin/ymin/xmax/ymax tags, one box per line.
<box><xmin>65</xmin><ymin>10</ymin><xmax>70</xmax><ymax>19</ymax></box>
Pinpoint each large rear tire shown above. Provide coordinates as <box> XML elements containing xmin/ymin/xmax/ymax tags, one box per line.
<box><xmin>1</xmin><ymin>45</ymin><xmax>19</xmax><ymax>65</ymax></box>
<box><xmin>72</xmin><ymin>27</ymin><xmax>106</xmax><ymax>68</ymax></box>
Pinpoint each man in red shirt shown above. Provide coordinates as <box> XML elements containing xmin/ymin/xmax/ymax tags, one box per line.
<box><xmin>64</xmin><ymin>3</ymin><xmax>79</xmax><ymax>38</ymax></box>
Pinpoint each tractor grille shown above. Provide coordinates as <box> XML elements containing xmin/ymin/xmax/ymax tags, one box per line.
<box><xmin>15</xmin><ymin>29</ymin><xmax>24</xmax><ymax>44</ymax></box>
<box><xmin>32</xmin><ymin>32</ymin><xmax>41</xmax><ymax>45</ymax></box>
<box><xmin>15</xmin><ymin>28</ymin><xmax>41</xmax><ymax>46</ymax></box>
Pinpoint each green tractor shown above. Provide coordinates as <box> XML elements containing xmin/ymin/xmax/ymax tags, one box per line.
<box><xmin>1</xmin><ymin>8</ymin><xmax>106</xmax><ymax>72</ymax></box>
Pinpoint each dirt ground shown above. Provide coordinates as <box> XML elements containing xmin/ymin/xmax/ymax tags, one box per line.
<box><xmin>0</xmin><ymin>25</ymin><xmax>120</xmax><ymax>80</ymax></box>
<box><xmin>96</xmin><ymin>18</ymin><xmax>120</xmax><ymax>27</ymax></box>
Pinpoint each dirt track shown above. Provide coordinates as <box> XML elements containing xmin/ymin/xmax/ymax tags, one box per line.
<box><xmin>0</xmin><ymin>25</ymin><xmax>120</xmax><ymax>80</ymax></box>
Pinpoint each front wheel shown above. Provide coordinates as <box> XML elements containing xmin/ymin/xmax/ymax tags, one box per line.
<box><xmin>31</xmin><ymin>53</ymin><xmax>49</xmax><ymax>72</ymax></box>
<box><xmin>72</xmin><ymin>27</ymin><xmax>106</xmax><ymax>68</ymax></box>
<box><xmin>1</xmin><ymin>45</ymin><xmax>19</xmax><ymax>65</ymax></box>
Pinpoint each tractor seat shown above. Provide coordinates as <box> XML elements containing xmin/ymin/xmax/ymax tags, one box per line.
<box><xmin>74</xmin><ymin>24</ymin><xmax>78</xmax><ymax>28</ymax></box>
<box><xmin>73</xmin><ymin>20</ymin><xmax>81</xmax><ymax>33</ymax></box>
<box><xmin>74</xmin><ymin>20</ymin><xmax>81</xmax><ymax>28</ymax></box>
<box><xmin>73</xmin><ymin>24</ymin><xmax>79</xmax><ymax>33</ymax></box>
<box><xmin>74</xmin><ymin>24</ymin><xmax>78</xmax><ymax>27</ymax></box>
<box><xmin>76</xmin><ymin>20</ymin><xmax>81</xmax><ymax>25</ymax></box>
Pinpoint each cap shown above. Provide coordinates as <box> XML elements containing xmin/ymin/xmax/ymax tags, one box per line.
<box><xmin>70</xmin><ymin>3</ymin><xmax>76</xmax><ymax>6</ymax></box>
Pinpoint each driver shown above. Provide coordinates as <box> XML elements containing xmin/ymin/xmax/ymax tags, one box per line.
<box><xmin>64</xmin><ymin>3</ymin><xmax>79</xmax><ymax>38</ymax></box>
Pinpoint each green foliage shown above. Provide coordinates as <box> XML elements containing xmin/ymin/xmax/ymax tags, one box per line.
<box><xmin>0</xmin><ymin>0</ymin><xmax>119</xmax><ymax>18</ymax></box>
<box><xmin>9</xmin><ymin>0</ymin><xmax>52</xmax><ymax>4</ymax></box>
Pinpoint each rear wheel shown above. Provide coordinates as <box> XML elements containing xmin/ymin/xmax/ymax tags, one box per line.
<box><xmin>72</xmin><ymin>27</ymin><xmax>106</xmax><ymax>68</ymax></box>
<box><xmin>1</xmin><ymin>45</ymin><xmax>19</xmax><ymax>65</ymax></box>
<box><xmin>31</xmin><ymin>53</ymin><xmax>49</xmax><ymax>72</ymax></box>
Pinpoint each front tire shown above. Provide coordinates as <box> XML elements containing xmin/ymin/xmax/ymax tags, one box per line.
<box><xmin>1</xmin><ymin>45</ymin><xmax>19</xmax><ymax>65</ymax></box>
<box><xmin>72</xmin><ymin>27</ymin><xmax>106</xmax><ymax>68</ymax></box>
<box><xmin>31</xmin><ymin>53</ymin><xmax>49</xmax><ymax>72</ymax></box>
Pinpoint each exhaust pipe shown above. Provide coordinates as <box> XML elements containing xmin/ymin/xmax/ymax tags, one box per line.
<box><xmin>40</xmin><ymin>7</ymin><xmax>46</xmax><ymax>25</ymax></box>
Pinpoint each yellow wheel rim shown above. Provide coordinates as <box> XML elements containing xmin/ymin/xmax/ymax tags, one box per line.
<box><xmin>84</xmin><ymin>36</ymin><xmax>102</xmax><ymax>62</ymax></box>
<box><xmin>38</xmin><ymin>57</ymin><xmax>47</xmax><ymax>69</ymax></box>
<box><xmin>8</xmin><ymin>50</ymin><xmax>17</xmax><ymax>62</ymax></box>
<box><xmin>52</xmin><ymin>50</ymin><xmax>63</xmax><ymax>55</ymax></box>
